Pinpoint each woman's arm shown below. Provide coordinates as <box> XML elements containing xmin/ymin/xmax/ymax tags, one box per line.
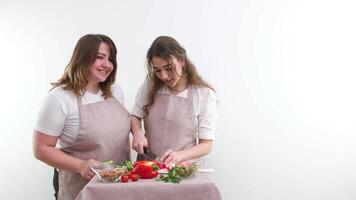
<box><xmin>161</xmin><ymin>139</ymin><xmax>213</xmax><ymax>164</ymax></box>
<box><xmin>33</xmin><ymin>130</ymin><xmax>99</xmax><ymax>180</ymax></box>
<box><xmin>131</xmin><ymin>115</ymin><xmax>148</xmax><ymax>154</ymax></box>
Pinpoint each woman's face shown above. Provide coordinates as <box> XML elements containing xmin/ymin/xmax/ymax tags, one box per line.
<box><xmin>87</xmin><ymin>42</ymin><xmax>114</xmax><ymax>84</ymax></box>
<box><xmin>151</xmin><ymin>56</ymin><xmax>186</xmax><ymax>90</ymax></box>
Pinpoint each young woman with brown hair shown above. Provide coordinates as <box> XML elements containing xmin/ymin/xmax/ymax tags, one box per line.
<box><xmin>131</xmin><ymin>36</ymin><xmax>218</xmax><ymax>165</ymax></box>
<box><xmin>33</xmin><ymin>34</ymin><xmax>130</xmax><ymax>200</ymax></box>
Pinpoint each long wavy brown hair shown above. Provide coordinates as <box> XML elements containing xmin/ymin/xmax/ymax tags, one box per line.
<box><xmin>51</xmin><ymin>34</ymin><xmax>117</xmax><ymax>99</ymax></box>
<box><xmin>144</xmin><ymin>36</ymin><xmax>214</xmax><ymax>114</ymax></box>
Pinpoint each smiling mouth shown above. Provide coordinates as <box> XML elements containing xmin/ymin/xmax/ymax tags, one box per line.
<box><xmin>98</xmin><ymin>69</ymin><xmax>110</xmax><ymax>75</ymax></box>
<box><xmin>166</xmin><ymin>79</ymin><xmax>174</xmax><ymax>85</ymax></box>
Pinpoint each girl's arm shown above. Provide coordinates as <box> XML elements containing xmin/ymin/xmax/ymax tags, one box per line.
<box><xmin>131</xmin><ymin>115</ymin><xmax>148</xmax><ymax>154</ymax></box>
<box><xmin>33</xmin><ymin>130</ymin><xmax>99</xmax><ymax>180</ymax></box>
<box><xmin>161</xmin><ymin>139</ymin><xmax>212</xmax><ymax>164</ymax></box>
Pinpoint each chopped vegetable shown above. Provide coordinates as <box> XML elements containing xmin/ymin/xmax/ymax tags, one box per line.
<box><xmin>157</xmin><ymin>163</ymin><xmax>197</xmax><ymax>184</ymax></box>
<box><xmin>154</xmin><ymin>160</ymin><xmax>167</xmax><ymax>169</ymax></box>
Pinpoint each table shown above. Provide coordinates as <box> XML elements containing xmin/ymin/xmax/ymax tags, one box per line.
<box><xmin>76</xmin><ymin>173</ymin><xmax>222</xmax><ymax>200</ymax></box>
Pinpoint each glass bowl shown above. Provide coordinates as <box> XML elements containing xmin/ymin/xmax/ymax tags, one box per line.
<box><xmin>91</xmin><ymin>164</ymin><xmax>127</xmax><ymax>183</ymax></box>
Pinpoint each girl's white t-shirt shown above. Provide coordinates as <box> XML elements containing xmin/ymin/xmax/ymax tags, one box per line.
<box><xmin>35</xmin><ymin>84</ymin><xmax>125</xmax><ymax>148</ymax></box>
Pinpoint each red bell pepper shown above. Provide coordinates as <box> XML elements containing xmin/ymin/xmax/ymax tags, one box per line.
<box><xmin>132</xmin><ymin>161</ymin><xmax>159</xmax><ymax>179</ymax></box>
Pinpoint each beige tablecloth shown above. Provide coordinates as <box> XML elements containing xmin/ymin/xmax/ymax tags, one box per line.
<box><xmin>76</xmin><ymin>173</ymin><xmax>222</xmax><ymax>200</ymax></box>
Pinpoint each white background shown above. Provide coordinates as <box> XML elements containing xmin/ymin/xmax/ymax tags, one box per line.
<box><xmin>1</xmin><ymin>0</ymin><xmax>356</xmax><ymax>199</ymax></box>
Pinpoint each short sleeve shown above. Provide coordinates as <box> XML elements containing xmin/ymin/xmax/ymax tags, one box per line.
<box><xmin>197</xmin><ymin>88</ymin><xmax>218</xmax><ymax>140</ymax></box>
<box><xmin>34</xmin><ymin>93</ymin><xmax>66</xmax><ymax>136</ymax></box>
<box><xmin>131</xmin><ymin>79</ymin><xmax>150</xmax><ymax>118</ymax></box>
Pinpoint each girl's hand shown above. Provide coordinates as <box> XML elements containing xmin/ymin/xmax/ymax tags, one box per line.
<box><xmin>161</xmin><ymin>149</ymin><xmax>183</xmax><ymax>165</ymax></box>
<box><xmin>78</xmin><ymin>159</ymin><xmax>100</xmax><ymax>180</ymax></box>
<box><xmin>132</xmin><ymin>132</ymin><xmax>148</xmax><ymax>154</ymax></box>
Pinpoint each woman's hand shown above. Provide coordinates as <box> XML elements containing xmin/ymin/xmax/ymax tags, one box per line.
<box><xmin>132</xmin><ymin>132</ymin><xmax>148</xmax><ymax>154</ymax></box>
<box><xmin>161</xmin><ymin>149</ymin><xmax>183</xmax><ymax>165</ymax></box>
<box><xmin>78</xmin><ymin>159</ymin><xmax>100</xmax><ymax>180</ymax></box>
<box><xmin>161</xmin><ymin>140</ymin><xmax>213</xmax><ymax>166</ymax></box>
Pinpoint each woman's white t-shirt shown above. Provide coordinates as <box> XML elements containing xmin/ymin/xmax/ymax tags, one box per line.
<box><xmin>131</xmin><ymin>79</ymin><xmax>218</xmax><ymax>140</ymax></box>
<box><xmin>35</xmin><ymin>84</ymin><xmax>125</xmax><ymax>148</ymax></box>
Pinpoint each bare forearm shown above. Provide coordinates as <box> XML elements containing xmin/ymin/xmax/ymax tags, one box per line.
<box><xmin>34</xmin><ymin>131</ymin><xmax>100</xmax><ymax>180</ymax></box>
<box><xmin>34</xmin><ymin>145</ymin><xmax>83</xmax><ymax>173</ymax></box>
<box><xmin>131</xmin><ymin>115</ymin><xmax>143</xmax><ymax>135</ymax></box>
<box><xmin>33</xmin><ymin>131</ymin><xmax>83</xmax><ymax>173</ymax></box>
<box><xmin>178</xmin><ymin>140</ymin><xmax>213</xmax><ymax>161</ymax></box>
<box><xmin>130</xmin><ymin>115</ymin><xmax>148</xmax><ymax>153</ymax></box>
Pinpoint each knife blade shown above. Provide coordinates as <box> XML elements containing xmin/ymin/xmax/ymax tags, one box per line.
<box><xmin>137</xmin><ymin>147</ymin><xmax>158</xmax><ymax>161</ymax></box>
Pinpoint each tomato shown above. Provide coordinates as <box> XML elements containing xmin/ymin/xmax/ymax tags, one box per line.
<box><xmin>130</xmin><ymin>174</ymin><xmax>139</xmax><ymax>181</ymax></box>
<box><xmin>126</xmin><ymin>171</ymin><xmax>133</xmax><ymax>179</ymax></box>
<box><xmin>120</xmin><ymin>175</ymin><xmax>129</xmax><ymax>183</ymax></box>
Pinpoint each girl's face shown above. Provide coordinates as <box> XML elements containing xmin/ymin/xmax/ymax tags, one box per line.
<box><xmin>151</xmin><ymin>56</ymin><xmax>186</xmax><ymax>91</ymax></box>
<box><xmin>87</xmin><ymin>42</ymin><xmax>114</xmax><ymax>84</ymax></box>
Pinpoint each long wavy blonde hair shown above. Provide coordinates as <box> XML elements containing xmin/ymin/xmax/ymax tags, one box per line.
<box><xmin>144</xmin><ymin>36</ymin><xmax>214</xmax><ymax>114</ymax></box>
<box><xmin>51</xmin><ymin>34</ymin><xmax>117</xmax><ymax>99</ymax></box>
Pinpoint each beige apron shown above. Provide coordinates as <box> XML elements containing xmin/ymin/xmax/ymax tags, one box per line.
<box><xmin>144</xmin><ymin>86</ymin><xmax>197</xmax><ymax>156</ymax></box>
<box><xmin>58</xmin><ymin>96</ymin><xmax>131</xmax><ymax>200</ymax></box>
